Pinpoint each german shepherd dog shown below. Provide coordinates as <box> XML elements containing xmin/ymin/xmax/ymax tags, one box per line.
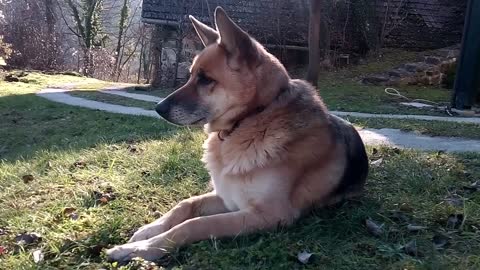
<box><xmin>107</xmin><ymin>7</ymin><xmax>368</xmax><ymax>263</ymax></box>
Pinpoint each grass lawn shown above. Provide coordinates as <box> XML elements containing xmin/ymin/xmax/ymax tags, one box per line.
<box><xmin>128</xmin><ymin>49</ymin><xmax>455</xmax><ymax>117</ymax></box>
<box><xmin>69</xmin><ymin>90</ymin><xmax>156</xmax><ymax>110</ymax></box>
<box><xmin>126</xmin><ymin>87</ymin><xmax>174</xmax><ymax>98</ymax></box>
<box><xmin>1</xmin><ymin>72</ymin><xmax>480</xmax><ymax>269</ymax></box>
<box><xmin>348</xmin><ymin>117</ymin><xmax>480</xmax><ymax>140</ymax></box>
<box><xmin>315</xmin><ymin>49</ymin><xmax>454</xmax><ymax>116</ymax></box>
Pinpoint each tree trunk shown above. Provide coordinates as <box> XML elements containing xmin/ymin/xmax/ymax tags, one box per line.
<box><xmin>137</xmin><ymin>38</ymin><xmax>144</xmax><ymax>84</ymax></box>
<box><xmin>150</xmin><ymin>25</ymin><xmax>164</xmax><ymax>89</ymax></box>
<box><xmin>83</xmin><ymin>48</ymin><xmax>94</xmax><ymax>77</ymax></box>
<box><xmin>112</xmin><ymin>0</ymin><xmax>129</xmax><ymax>81</ymax></box>
<box><xmin>306</xmin><ymin>0</ymin><xmax>322</xmax><ymax>87</ymax></box>
<box><xmin>45</xmin><ymin>0</ymin><xmax>56</xmax><ymax>69</ymax></box>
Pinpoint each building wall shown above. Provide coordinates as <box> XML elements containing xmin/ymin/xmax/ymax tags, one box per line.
<box><xmin>142</xmin><ymin>0</ymin><xmax>467</xmax><ymax>86</ymax></box>
<box><xmin>142</xmin><ymin>0</ymin><xmax>467</xmax><ymax>50</ymax></box>
<box><xmin>379</xmin><ymin>0</ymin><xmax>467</xmax><ymax>49</ymax></box>
<box><xmin>142</xmin><ymin>0</ymin><xmax>309</xmax><ymax>46</ymax></box>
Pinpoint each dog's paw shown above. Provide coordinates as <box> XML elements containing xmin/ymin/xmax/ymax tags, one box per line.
<box><xmin>128</xmin><ymin>223</ymin><xmax>167</xmax><ymax>243</ymax></box>
<box><xmin>106</xmin><ymin>240</ymin><xmax>165</xmax><ymax>263</ymax></box>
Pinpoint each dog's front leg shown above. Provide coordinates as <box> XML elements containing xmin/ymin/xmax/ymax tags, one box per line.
<box><xmin>107</xmin><ymin>207</ymin><xmax>295</xmax><ymax>263</ymax></box>
<box><xmin>128</xmin><ymin>192</ymin><xmax>228</xmax><ymax>242</ymax></box>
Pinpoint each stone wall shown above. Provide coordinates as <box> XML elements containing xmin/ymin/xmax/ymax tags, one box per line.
<box><xmin>362</xmin><ymin>45</ymin><xmax>460</xmax><ymax>87</ymax></box>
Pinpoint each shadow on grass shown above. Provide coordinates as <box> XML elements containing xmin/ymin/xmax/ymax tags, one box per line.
<box><xmin>0</xmin><ymin>92</ymin><xmax>181</xmax><ymax>162</ymax></box>
<box><xmin>68</xmin><ymin>90</ymin><xmax>157</xmax><ymax>110</ymax></box>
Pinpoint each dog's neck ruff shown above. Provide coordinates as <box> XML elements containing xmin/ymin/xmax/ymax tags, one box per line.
<box><xmin>217</xmin><ymin>106</ymin><xmax>265</xmax><ymax>141</ymax></box>
<box><xmin>217</xmin><ymin>86</ymin><xmax>287</xmax><ymax>141</ymax></box>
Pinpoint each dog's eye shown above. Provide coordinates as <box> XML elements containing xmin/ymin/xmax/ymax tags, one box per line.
<box><xmin>197</xmin><ymin>72</ymin><xmax>214</xmax><ymax>85</ymax></box>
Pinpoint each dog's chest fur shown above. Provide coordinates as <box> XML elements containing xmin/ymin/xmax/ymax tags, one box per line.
<box><xmin>202</xmin><ymin>132</ymin><xmax>292</xmax><ymax>212</ymax></box>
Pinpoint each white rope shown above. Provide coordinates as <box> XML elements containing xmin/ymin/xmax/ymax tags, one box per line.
<box><xmin>384</xmin><ymin>88</ymin><xmax>443</xmax><ymax>106</ymax></box>
<box><xmin>384</xmin><ymin>87</ymin><xmax>453</xmax><ymax>116</ymax></box>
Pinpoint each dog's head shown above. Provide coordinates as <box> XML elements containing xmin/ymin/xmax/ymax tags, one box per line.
<box><xmin>155</xmin><ymin>7</ymin><xmax>289</xmax><ymax>132</ymax></box>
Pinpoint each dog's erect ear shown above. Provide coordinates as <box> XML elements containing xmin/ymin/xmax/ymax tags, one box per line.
<box><xmin>214</xmin><ymin>7</ymin><xmax>259</xmax><ymax>68</ymax></box>
<box><xmin>189</xmin><ymin>15</ymin><xmax>219</xmax><ymax>47</ymax></box>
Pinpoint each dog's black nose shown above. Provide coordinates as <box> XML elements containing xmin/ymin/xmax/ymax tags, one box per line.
<box><xmin>155</xmin><ymin>101</ymin><xmax>170</xmax><ymax>117</ymax></box>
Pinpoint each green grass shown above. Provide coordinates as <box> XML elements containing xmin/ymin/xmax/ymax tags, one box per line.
<box><xmin>348</xmin><ymin>117</ymin><xmax>480</xmax><ymax>140</ymax></box>
<box><xmin>69</xmin><ymin>90</ymin><xmax>156</xmax><ymax>110</ymax></box>
<box><xmin>315</xmin><ymin>49</ymin><xmax>455</xmax><ymax>116</ymax></box>
<box><xmin>320</xmin><ymin>82</ymin><xmax>451</xmax><ymax>116</ymax></box>
<box><xmin>1</xmin><ymin>72</ymin><xmax>480</xmax><ymax>269</ymax></box>
<box><xmin>126</xmin><ymin>86</ymin><xmax>174</xmax><ymax>98</ymax></box>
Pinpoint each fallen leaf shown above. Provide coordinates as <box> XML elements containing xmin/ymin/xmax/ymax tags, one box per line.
<box><xmin>446</xmin><ymin>214</ymin><xmax>464</xmax><ymax>230</ymax></box>
<box><xmin>399</xmin><ymin>203</ymin><xmax>414</xmax><ymax>212</ymax></box>
<box><xmin>62</xmin><ymin>207</ymin><xmax>76</xmax><ymax>216</ymax></box>
<box><xmin>32</xmin><ymin>249</ymin><xmax>44</xmax><ymax>263</ymax></box>
<box><xmin>432</xmin><ymin>234</ymin><xmax>450</xmax><ymax>250</ymax></box>
<box><xmin>73</xmin><ymin>160</ymin><xmax>86</xmax><ymax>169</ymax></box>
<box><xmin>403</xmin><ymin>240</ymin><xmax>418</xmax><ymax>256</ymax></box>
<box><xmin>407</xmin><ymin>224</ymin><xmax>427</xmax><ymax>232</ymax></box>
<box><xmin>127</xmin><ymin>145</ymin><xmax>138</xmax><ymax>153</ymax></box>
<box><xmin>471</xmin><ymin>181</ymin><xmax>480</xmax><ymax>189</ymax></box>
<box><xmin>152</xmin><ymin>211</ymin><xmax>162</xmax><ymax>219</ymax></box>
<box><xmin>104</xmin><ymin>186</ymin><xmax>114</xmax><ymax>194</ymax></box>
<box><xmin>365</xmin><ymin>218</ymin><xmax>384</xmax><ymax>237</ymax></box>
<box><xmin>109</xmin><ymin>145</ymin><xmax>120</xmax><ymax>150</ymax></box>
<box><xmin>99</xmin><ymin>196</ymin><xmax>108</xmax><ymax>204</ymax></box>
<box><xmin>15</xmin><ymin>232</ymin><xmax>42</xmax><ymax>245</ymax></box>
<box><xmin>103</xmin><ymin>193</ymin><xmax>116</xmax><ymax>202</ymax></box>
<box><xmin>62</xmin><ymin>207</ymin><xmax>79</xmax><ymax>220</ymax></box>
<box><xmin>464</xmin><ymin>181</ymin><xmax>480</xmax><ymax>193</ymax></box>
<box><xmin>390</xmin><ymin>211</ymin><xmax>410</xmax><ymax>223</ymax></box>
<box><xmin>22</xmin><ymin>174</ymin><xmax>34</xmax><ymax>184</ymax></box>
<box><xmin>444</xmin><ymin>195</ymin><xmax>464</xmax><ymax>207</ymax></box>
<box><xmin>87</xmin><ymin>244</ymin><xmax>106</xmax><ymax>257</ymax></box>
<box><xmin>127</xmin><ymin>257</ymin><xmax>160</xmax><ymax>269</ymax></box>
<box><xmin>69</xmin><ymin>212</ymin><xmax>79</xmax><ymax>220</ymax></box>
<box><xmin>297</xmin><ymin>251</ymin><xmax>313</xmax><ymax>264</ymax></box>
<box><xmin>370</xmin><ymin>158</ymin><xmax>383</xmax><ymax>167</ymax></box>
<box><xmin>0</xmin><ymin>246</ymin><xmax>6</xmax><ymax>255</ymax></box>
<box><xmin>92</xmin><ymin>190</ymin><xmax>103</xmax><ymax>200</ymax></box>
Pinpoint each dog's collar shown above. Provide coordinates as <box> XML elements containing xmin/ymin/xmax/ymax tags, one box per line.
<box><xmin>217</xmin><ymin>106</ymin><xmax>265</xmax><ymax>141</ymax></box>
<box><xmin>217</xmin><ymin>86</ymin><xmax>288</xmax><ymax>141</ymax></box>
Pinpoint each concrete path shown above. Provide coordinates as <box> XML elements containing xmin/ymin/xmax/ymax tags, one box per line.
<box><xmin>36</xmin><ymin>87</ymin><xmax>480</xmax><ymax>153</ymax></box>
<box><xmin>38</xmin><ymin>88</ymin><xmax>159</xmax><ymax>118</ymax></box>
<box><xmin>95</xmin><ymin>89</ymin><xmax>480</xmax><ymax>125</ymax></box>
<box><xmin>100</xmin><ymin>88</ymin><xmax>163</xmax><ymax>103</ymax></box>
<box><xmin>331</xmin><ymin>111</ymin><xmax>480</xmax><ymax>124</ymax></box>
<box><xmin>360</xmin><ymin>128</ymin><xmax>480</xmax><ymax>152</ymax></box>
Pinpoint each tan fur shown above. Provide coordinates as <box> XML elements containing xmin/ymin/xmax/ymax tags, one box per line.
<box><xmin>106</xmin><ymin>7</ymin><xmax>368</xmax><ymax>263</ymax></box>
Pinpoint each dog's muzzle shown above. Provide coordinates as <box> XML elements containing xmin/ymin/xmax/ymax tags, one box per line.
<box><xmin>155</xmin><ymin>100</ymin><xmax>170</xmax><ymax>119</ymax></box>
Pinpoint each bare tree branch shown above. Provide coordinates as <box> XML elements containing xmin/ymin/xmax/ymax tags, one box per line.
<box><xmin>56</xmin><ymin>0</ymin><xmax>82</xmax><ymax>38</ymax></box>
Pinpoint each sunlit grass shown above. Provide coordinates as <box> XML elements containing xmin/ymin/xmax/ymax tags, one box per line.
<box><xmin>0</xmin><ymin>71</ymin><xmax>479</xmax><ymax>269</ymax></box>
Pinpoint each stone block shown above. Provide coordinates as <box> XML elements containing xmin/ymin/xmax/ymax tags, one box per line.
<box><xmin>404</xmin><ymin>63</ymin><xmax>419</xmax><ymax>72</ymax></box>
<box><xmin>426</xmin><ymin>68</ymin><xmax>441</xmax><ymax>76</ymax></box>
<box><xmin>424</xmin><ymin>56</ymin><xmax>442</xmax><ymax>65</ymax></box>
<box><xmin>177</xmin><ymin>61</ymin><xmax>191</xmax><ymax>80</ymax></box>
<box><xmin>362</xmin><ymin>75</ymin><xmax>389</xmax><ymax>85</ymax></box>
